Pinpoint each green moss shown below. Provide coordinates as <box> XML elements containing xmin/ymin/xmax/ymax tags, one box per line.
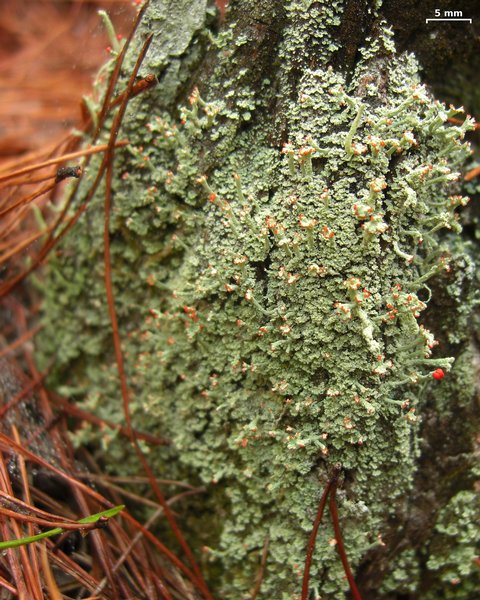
<box><xmin>37</xmin><ymin>1</ymin><xmax>478</xmax><ymax>597</ymax></box>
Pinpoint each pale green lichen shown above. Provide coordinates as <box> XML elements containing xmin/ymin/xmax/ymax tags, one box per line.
<box><xmin>424</xmin><ymin>491</ymin><xmax>480</xmax><ymax>599</ymax></box>
<box><xmin>37</xmin><ymin>1</ymin><xmax>479</xmax><ymax>597</ymax></box>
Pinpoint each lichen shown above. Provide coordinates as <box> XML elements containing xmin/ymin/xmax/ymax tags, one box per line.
<box><xmin>424</xmin><ymin>491</ymin><xmax>480</xmax><ymax>599</ymax></box>
<box><xmin>37</xmin><ymin>1</ymin><xmax>478</xmax><ymax>597</ymax></box>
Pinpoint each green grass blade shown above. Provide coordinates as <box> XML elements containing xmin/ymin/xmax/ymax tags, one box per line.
<box><xmin>0</xmin><ymin>504</ymin><xmax>125</xmax><ymax>550</ymax></box>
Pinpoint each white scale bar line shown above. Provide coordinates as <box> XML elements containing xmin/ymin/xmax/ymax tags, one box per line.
<box><xmin>426</xmin><ymin>18</ymin><xmax>472</xmax><ymax>23</ymax></box>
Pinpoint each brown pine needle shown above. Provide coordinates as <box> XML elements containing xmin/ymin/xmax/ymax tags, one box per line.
<box><xmin>0</xmin><ymin>141</ymin><xmax>129</xmax><ymax>184</ymax></box>
<box><xmin>0</xmin><ymin>222</ymin><xmax>55</xmax><ymax>266</ymax></box>
<box><xmin>40</xmin><ymin>544</ymin><xmax>63</xmax><ymax>600</ymax></box>
<box><xmin>465</xmin><ymin>164</ymin><xmax>480</xmax><ymax>182</ymax></box>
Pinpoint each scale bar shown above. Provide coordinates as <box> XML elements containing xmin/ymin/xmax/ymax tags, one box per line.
<box><xmin>426</xmin><ymin>18</ymin><xmax>472</xmax><ymax>23</ymax></box>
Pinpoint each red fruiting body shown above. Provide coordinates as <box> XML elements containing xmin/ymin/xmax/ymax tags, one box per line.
<box><xmin>432</xmin><ymin>368</ymin><xmax>445</xmax><ymax>380</ymax></box>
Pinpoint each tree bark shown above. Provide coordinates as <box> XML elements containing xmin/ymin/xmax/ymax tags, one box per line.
<box><xmin>37</xmin><ymin>1</ymin><xmax>480</xmax><ymax>597</ymax></box>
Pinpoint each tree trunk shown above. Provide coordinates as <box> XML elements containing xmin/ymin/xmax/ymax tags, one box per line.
<box><xmin>37</xmin><ymin>1</ymin><xmax>480</xmax><ymax>597</ymax></box>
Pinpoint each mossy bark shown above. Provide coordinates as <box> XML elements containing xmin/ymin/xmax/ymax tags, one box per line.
<box><xmin>37</xmin><ymin>1</ymin><xmax>480</xmax><ymax>598</ymax></box>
